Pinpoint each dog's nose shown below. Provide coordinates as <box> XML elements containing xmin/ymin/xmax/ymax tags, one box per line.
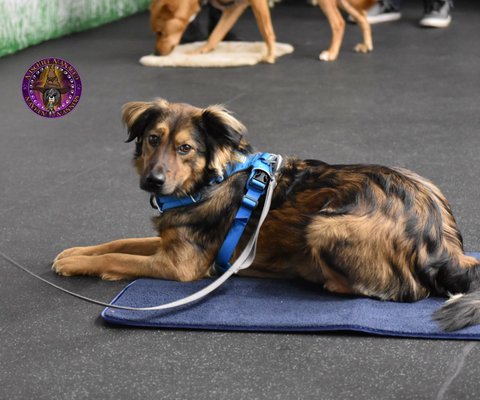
<box><xmin>146</xmin><ymin>172</ymin><xmax>165</xmax><ymax>186</ymax></box>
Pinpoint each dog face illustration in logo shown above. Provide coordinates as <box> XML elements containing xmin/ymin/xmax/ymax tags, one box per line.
<box><xmin>32</xmin><ymin>66</ymin><xmax>70</xmax><ymax>114</ymax></box>
<box><xmin>43</xmin><ymin>88</ymin><xmax>61</xmax><ymax>112</ymax></box>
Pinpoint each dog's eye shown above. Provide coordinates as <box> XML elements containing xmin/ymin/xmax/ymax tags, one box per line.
<box><xmin>148</xmin><ymin>135</ymin><xmax>160</xmax><ymax>147</ymax></box>
<box><xmin>177</xmin><ymin>144</ymin><xmax>192</xmax><ymax>155</ymax></box>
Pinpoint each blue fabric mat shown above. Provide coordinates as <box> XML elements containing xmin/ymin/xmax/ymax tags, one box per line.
<box><xmin>102</xmin><ymin>252</ymin><xmax>480</xmax><ymax>339</ymax></box>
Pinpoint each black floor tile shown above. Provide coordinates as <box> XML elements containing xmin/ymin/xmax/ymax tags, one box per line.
<box><xmin>1</xmin><ymin>1</ymin><xmax>480</xmax><ymax>399</ymax></box>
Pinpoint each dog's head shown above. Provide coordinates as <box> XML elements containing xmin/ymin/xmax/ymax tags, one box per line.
<box><xmin>149</xmin><ymin>0</ymin><xmax>200</xmax><ymax>55</ymax></box>
<box><xmin>43</xmin><ymin>88</ymin><xmax>60</xmax><ymax>107</ymax></box>
<box><xmin>122</xmin><ymin>98</ymin><xmax>252</xmax><ymax>196</ymax></box>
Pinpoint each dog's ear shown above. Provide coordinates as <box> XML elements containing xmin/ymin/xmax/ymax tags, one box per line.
<box><xmin>149</xmin><ymin>0</ymin><xmax>177</xmax><ymax>31</ymax></box>
<box><xmin>122</xmin><ymin>100</ymin><xmax>167</xmax><ymax>156</ymax></box>
<box><xmin>199</xmin><ymin>105</ymin><xmax>251</xmax><ymax>175</ymax></box>
<box><xmin>201</xmin><ymin>105</ymin><xmax>248</xmax><ymax>149</ymax></box>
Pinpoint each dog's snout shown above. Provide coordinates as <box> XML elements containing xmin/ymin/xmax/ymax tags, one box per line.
<box><xmin>146</xmin><ymin>172</ymin><xmax>165</xmax><ymax>186</ymax></box>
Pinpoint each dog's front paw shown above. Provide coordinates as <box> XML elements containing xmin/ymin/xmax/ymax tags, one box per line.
<box><xmin>319</xmin><ymin>50</ymin><xmax>337</xmax><ymax>62</ymax></box>
<box><xmin>53</xmin><ymin>255</ymin><xmax>129</xmax><ymax>280</ymax></box>
<box><xmin>188</xmin><ymin>44</ymin><xmax>214</xmax><ymax>55</ymax></box>
<box><xmin>52</xmin><ymin>256</ymin><xmax>88</xmax><ymax>277</ymax></box>
<box><xmin>262</xmin><ymin>53</ymin><xmax>276</xmax><ymax>64</ymax></box>
<box><xmin>354</xmin><ymin>43</ymin><xmax>373</xmax><ymax>54</ymax></box>
<box><xmin>54</xmin><ymin>246</ymin><xmax>94</xmax><ymax>262</ymax></box>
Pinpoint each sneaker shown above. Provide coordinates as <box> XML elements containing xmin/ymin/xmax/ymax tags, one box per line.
<box><xmin>420</xmin><ymin>0</ymin><xmax>452</xmax><ymax>28</ymax></box>
<box><xmin>366</xmin><ymin>0</ymin><xmax>402</xmax><ymax>24</ymax></box>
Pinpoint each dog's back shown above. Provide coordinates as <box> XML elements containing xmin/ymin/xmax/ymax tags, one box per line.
<box><xmin>244</xmin><ymin>159</ymin><xmax>480</xmax><ymax>331</ymax></box>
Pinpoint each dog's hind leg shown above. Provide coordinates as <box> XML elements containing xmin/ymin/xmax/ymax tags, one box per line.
<box><xmin>338</xmin><ymin>0</ymin><xmax>373</xmax><ymax>54</ymax></box>
<box><xmin>317</xmin><ymin>0</ymin><xmax>346</xmax><ymax>61</ymax></box>
<box><xmin>54</xmin><ymin>237</ymin><xmax>162</xmax><ymax>262</ymax></box>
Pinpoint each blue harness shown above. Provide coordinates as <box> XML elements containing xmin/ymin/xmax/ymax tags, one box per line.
<box><xmin>150</xmin><ymin>152</ymin><xmax>280</xmax><ymax>274</ymax></box>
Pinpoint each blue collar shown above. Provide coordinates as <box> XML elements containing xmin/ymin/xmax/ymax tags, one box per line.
<box><xmin>150</xmin><ymin>192</ymin><xmax>202</xmax><ymax>214</ymax></box>
<box><xmin>150</xmin><ymin>152</ymin><xmax>278</xmax><ymax>214</ymax></box>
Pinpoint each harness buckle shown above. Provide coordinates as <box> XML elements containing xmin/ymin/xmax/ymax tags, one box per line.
<box><xmin>266</xmin><ymin>154</ymin><xmax>279</xmax><ymax>172</ymax></box>
<box><xmin>241</xmin><ymin>195</ymin><xmax>258</xmax><ymax>210</ymax></box>
<box><xmin>249</xmin><ymin>170</ymin><xmax>270</xmax><ymax>191</ymax></box>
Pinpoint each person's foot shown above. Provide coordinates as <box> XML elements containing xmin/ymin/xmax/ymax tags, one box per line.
<box><xmin>366</xmin><ymin>0</ymin><xmax>402</xmax><ymax>24</ymax></box>
<box><xmin>419</xmin><ymin>0</ymin><xmax>452</xmax><ymax>28</ymax></box>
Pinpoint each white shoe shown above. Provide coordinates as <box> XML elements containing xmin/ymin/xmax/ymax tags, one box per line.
<box><xmin>420</xmin><ymin>0</ymin><xmax>452</xmax><ymax>28</ymax></box>
<box><xmin>366</xmin><ymin>1</ymin><xmax>402</xmax><ymax>24</ymax></box>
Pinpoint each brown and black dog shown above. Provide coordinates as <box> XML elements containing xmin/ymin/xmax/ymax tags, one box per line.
<box><xmin>149</xmin><ymin>0</ymin><xmax>376</xmax><ymax>62</ymax></box>
<box><xmin>53</xmin><ymin>99</ymin><xmax>480</xmax><ymax>331</ymax></box>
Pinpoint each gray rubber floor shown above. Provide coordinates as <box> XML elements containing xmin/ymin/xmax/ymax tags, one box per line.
<box><xmin>1</xmin><ymin>1</ymin><xmax>480</xmax><ymax>399</ymax></box>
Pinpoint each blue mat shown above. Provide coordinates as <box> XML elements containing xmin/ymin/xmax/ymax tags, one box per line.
<box><xmin>102</xmin><ymin>252</ymin><xmax>480</xmax><ymax>339</ymax></box>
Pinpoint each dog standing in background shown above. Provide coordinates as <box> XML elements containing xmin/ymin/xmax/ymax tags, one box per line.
<box><xmin>54</xmin><ymin>98</ymin><xmax>480</xmax><ymax>332</ymax></box>
<box><xmin>315</xmin><ymin>0</ymin><xmax>376</xmax><ymax>61</ymax></box>
<box><xmin>150</xmin><ymin>0</ymin><xmax>277</xmax><ymax>63</ymax></box>
<box><xmin>149</xmin><ymin>0</ymin><xmax>376</xmax><ymax>62</ymax></box>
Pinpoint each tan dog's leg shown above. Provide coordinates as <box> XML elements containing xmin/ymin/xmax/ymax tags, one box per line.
<box><xmin>339</xmin><ymin>0</ymin><xmax>373</xmax><ymax>54</ymax></box>
<box><xmin>250</xmin><ymin>0</ymin><xmax>277</xmax><ymax>63</ymax></box>
<box><xmin>317</xmin><ymin>0</ymin><xmax>345</xmax><ymax>61</ymax></box>
<box><xmin>192</xmin><ymin>2</ymin><xmax>249</xmax><ymax>54</ymax></box>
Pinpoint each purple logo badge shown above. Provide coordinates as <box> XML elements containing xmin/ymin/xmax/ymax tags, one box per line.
<box><xmin>21</xmin><ymin>58</ymin><xmax>82</xmax><ymax>118</ymax></box>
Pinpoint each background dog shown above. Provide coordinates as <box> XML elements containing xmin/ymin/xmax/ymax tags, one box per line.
<box><xmin>150</xmin><ymin>0</ymin><xmax>276</xmax><ymax>63</ymax></box>
<box><xmin>149</xmin><ymin>0</ymin><xmax>376</xmax><ymax>62</ymax></box>
<box><xmin>53</xmin><ymin>98</ymin><xmax>480</xmax><ymax>331</ymax></box>
<box><xmin>316</xmin><ymin>0</ymin><xmax>376</xmax><ymax>61</ymax></box>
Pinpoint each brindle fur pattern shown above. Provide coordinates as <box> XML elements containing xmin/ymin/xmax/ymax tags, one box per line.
<box><xmin>53</xmin><ymin>99</ymin><xmax>480</xmax><ymax>330</ymax></box>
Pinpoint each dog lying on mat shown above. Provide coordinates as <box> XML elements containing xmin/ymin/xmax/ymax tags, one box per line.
<box><xmin>53</xmin><ymin>99</ymin><xmax>480</xmax><ymax>331</ymax></box>
<box><xmin>149</xmin><ymin>0</ymin><xmax>375</xmax><ymax>62</ymax></box>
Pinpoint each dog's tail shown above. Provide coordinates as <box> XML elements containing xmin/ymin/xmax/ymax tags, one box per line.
<box><xmin>434</xmin><ymin>290</ymin><xmax>480</xmax><ymax>331</ymax></box>
<box><xmin>431</xmin><ymin>254</ymin><xmax>480</xmax><ymax>331</ymax></box>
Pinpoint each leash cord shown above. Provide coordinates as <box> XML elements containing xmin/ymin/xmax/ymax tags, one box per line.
<box><xmin>0</xmin><ymin>250</ymin><xmax>127</xmax><ymax>309</ymax></box>
<box><xmin>1</xmin><ymin>155</ymin><xmax>283</xmax><ymax>312</ymax></box>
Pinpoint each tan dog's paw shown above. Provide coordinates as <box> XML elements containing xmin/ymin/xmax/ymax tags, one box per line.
<box><xmin>354</xmin><ymin>43</ymin><xmax>373</xmax><ymax>54</ymax></box>
<box><xmin>319</xmin><ymin>51</ymin><xmax>337</xmax><ymax>62</ymax></box>
<box><xmin>262</xmin><ymin>53</ymin><xmax>276</xmax><ymax>64</ymax></box>
<box><xmin>187</xmin><ymin>44</ymin><xmax>214</xmax><ymax>55</ymax></box>
<box><xmin>54</xmin><ymin>246</ymin><xmax>94</xmax><ymax>262</ymax></box>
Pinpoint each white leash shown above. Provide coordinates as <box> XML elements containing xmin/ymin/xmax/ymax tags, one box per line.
<box><xmin>1</xmin><ymin>155</ymin><xmax>283</xmax><ymax>312</ymax></box>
